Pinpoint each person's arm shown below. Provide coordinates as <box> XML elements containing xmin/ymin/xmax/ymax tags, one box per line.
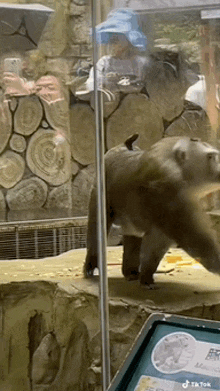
<box><xmin>135</xmin><ymin>55</ymin><xmax>150</xmax><ymax>81</ymax></box>
<box><xmin>3</xmin><ymin>72</ymin><xmax>36</xmax><ymax>96</ymax></box>
<box><xmin>86</xmin><ymin>56</ymin><xmax>108</xmax><ymax>91</ymax></box>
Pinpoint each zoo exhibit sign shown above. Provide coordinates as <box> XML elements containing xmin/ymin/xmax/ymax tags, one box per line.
<box><xmin>107</xmin><ymin>314</ymin><xmax>220</xmax><ymax>391</ymax></box>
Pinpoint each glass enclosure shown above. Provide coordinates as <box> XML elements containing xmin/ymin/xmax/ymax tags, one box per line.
<box><xmin>1</xmin><ymin>2</ymin><xmax>220</xmax><ymax>391</ymax></box>
<box><xmin>0</xmin><ymin>1</ymin><xmax>219</xmax><ymax>254</ymax></box>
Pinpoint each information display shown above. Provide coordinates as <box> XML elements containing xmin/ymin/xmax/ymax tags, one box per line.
<box><xmin>108</xmin><ymin>314</ymin><xmax>220</xmax><ymax>391</ymax></box>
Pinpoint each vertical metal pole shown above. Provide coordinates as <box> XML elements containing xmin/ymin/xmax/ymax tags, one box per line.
<box><xmin>91</xmin><ymin>0</ymin><xmax>111</xmax><ymax>389</ymax></box>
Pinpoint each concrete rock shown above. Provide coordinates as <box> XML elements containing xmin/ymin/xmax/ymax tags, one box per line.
<box><xmin>1</xmin><ymin>248</ymin><xmax>220</xmax><ymax>390</ymax></box>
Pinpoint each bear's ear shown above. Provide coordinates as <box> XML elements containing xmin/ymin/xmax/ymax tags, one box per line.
<box><xmin>172</xmin><ymin>139</ymin><xmax>188</xmax><ymax>165</ymax></box>
<box><xmin>124</xmin><ymin>133</ymin><xmax>139</xmax><ymax>150</ymax></box>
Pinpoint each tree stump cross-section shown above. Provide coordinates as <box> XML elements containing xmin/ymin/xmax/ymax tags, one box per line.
<box><xmin>0</xmin><ymin>100</ymin><xmax>12</xmax><ymax>154</ymax></box>
<box><xmin>6</xmin><ymin>177</ymin><xmax>48</xmax><ymax>211</ymax></box>
<box><xmin>26</xmin><ymin>128</ymin><xmax>71</xmax><ymax>186</ymax></box>
<box><xmin>14</xmin><ymin>96</ymin><xmax>43</xmax><ymax>136</ymax></box>
<box><xmin>10</xmin><ymin>134</ymin><xmax>27</xmax><ymax>153</ymax></box>
<box><xmin>0</xmin><ymin>151</ymin><xmax>25</xmax><ymax>189</ymax></box>
<box><xmin>106</xmin><ymin>94</ymin><xmax>163</xmax><ymax>150</ymax></box>
<box><xmin>70</xmin><ymin>103</ymin><xmax>96</xmax><ymax>166</ymax></box>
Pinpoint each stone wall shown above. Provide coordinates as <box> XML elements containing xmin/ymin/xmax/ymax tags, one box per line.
<box><xmin>1</xmin><ymin>279</ymin><xmax>146</xmax><ymax>391</ymax></box>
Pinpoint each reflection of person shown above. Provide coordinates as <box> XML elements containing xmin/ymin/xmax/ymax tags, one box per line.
<box><xmin>35</xmin><ymin>75</ymin><xmax>65</xmax><ymax>104</ymax></box>
<box><xmin>2</xmin><ymin>50</ymin><xmax>47</xmax><ymax>98</ymax></box>
<box><xmin>85</xmin><ymin>8</ymin><xmax>149</xmax><ymax>95</ymax></box>
<box><xmin>185</xmin><ymin>75</ymin><xmax>206</xmax><ymax>110</ymax></box>
<box><xmin>3</xmin><ymin>72</ymin><xmax>36</xmax><ymax>97</ymax></box>
<box><xmin>3</xmin><ymin>70</ymin><xmax>66</xmax><ymax>105</ymax></box>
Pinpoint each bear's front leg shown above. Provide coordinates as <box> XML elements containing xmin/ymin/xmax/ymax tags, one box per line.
<box><xmin>139</xmin><ymin>228</ymin><xmax>172</xmax><ymax>285</ymax></box>
<box><xmin>122</xmin><ymin>235</ymin><xmax>142</xmax><ymax>280</ymax></box>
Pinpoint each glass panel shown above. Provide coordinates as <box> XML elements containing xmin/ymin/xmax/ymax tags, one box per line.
<box><xmin>83</xmin><ymin>1</ymin><xmax>220</xmax><ymax>290</ymax></box>
<box><xmin>0</xmin><ymin>2</ymin><xmax>219</xmax><ymax>265</ymax></box>
<box><xmin>0</xmin><ymin>2</ymin><xmax>72</xmax><ymax>225</ymax></box>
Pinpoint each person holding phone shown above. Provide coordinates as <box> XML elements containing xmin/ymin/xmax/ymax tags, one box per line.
<box><xmin>3</xmin><ymin>56</ymin><xmax>36</xmax><ymax>97</ymax></box>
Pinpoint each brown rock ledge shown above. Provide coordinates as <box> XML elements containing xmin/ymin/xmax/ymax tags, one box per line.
<box><xmin>1</xmin><ymin>247</ymin><xmax>220</xmax><ymax>391</ymax></box>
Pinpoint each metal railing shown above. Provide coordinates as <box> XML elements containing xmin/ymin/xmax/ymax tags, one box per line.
<box><xmin>0</xmin><ymin>217</ymin><xmax>87</xmax><ymax>260</ymax></box>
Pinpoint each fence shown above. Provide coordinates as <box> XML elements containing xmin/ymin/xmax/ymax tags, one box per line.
<box><xmin>0</xmin><ymin>217</ymin><xmax>88</xmax><ymax>260</ymax></box>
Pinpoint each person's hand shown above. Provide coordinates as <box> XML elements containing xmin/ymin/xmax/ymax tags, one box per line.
<box><xmin>106</xmin><ymin>72</ymin><xmax>119</xmax><ymax>80</ymax></box>
<box><xmin>3</xmin><ymin>72</ymin><xmax>33</xmax><ymax>96</ymax></box>
<box><xmin>104</xmin><ymin>73</ymin><xmax>120</xmax><ymax>90</ymax></box>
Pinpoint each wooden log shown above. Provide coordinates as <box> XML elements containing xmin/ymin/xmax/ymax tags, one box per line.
<box><xmin>14</xmin><ymin>96</ymin><xmax>43</xmax><ymax>136</ymax></box>
<box><xmin>72</xmin><ymin>160</ymin><xmax>79</xmax><ymax>176</ymax></box>
<box><xmin>45</xmin><ymin>181</ymin><xmax>72</xmax><ymax>210</ymax></box>
<box><xmin>145</xmin><ymin>53</ymin><xmax>193</xmax><ymax>122</ymax></box>
<box><xmin>72</xmin><ymin>164</ymin><xmax>95</xmax><ymax>215</ymax></box>
<box><xmin>106</xmin><ymin>94</ymin><xmax>163</xmax><ymax>150</ymax></box>
<box><xmin>10</xmin><ymin>134</ymin><xmax>26</xmax><ymax>153</ymax></box>
<box><xmin>70</xmin><ymin>104</ymin><xmax>96</xmax><ymax>165</ymax></box>
<box><xmin>0</xmin><ymin>151</ymin><xmax>25</xmax><ymax>189</ymax></box>
<box><xmin>26</xmin><ymin>128</ymin><xmax>71</xmax><ymax>186</ymax></box>
<box><xmin>164</xmin><ymin>107</ymin><xmax>211</xmax><ymax>141</ymax></box>
<box><xmin>6</xmin><ymin>177</ymin><xmax>48</xmax><ymax>211</ymax></box>
<box><xmin>42</xmin><ymin>99</ymin><xmax>69</xmax><ymax>133</ymax></box>
<box><xmin>90</xmin><ymin>91</ymin><xmax>120</xmax><ymax>118</ymax></box>
<box><xmin>0</xmin><ymin>190</ymin><xmax>6</xmax><ymax>211</ymax></box>
<box><xmin>38</xmin><ymin>0</ymin><xmax>69</xmax><ymax>57</ymax></box>
<box><xmin>41</xmin><ymin>120</ymin><xmax>49</xmax><ymax>129</ymax></box>
<box><xmin>0</xmin><ymin>100</ymin><xmax>12</xmax><ymax>154</ymax></box>
<box><xmin>9</xmin><ymin>97</ymin><xmax>18</xmax><ymax>112</ymax></box>
<box><xmin>8</xmin><ymin>208</ymin><xmax>72</xmax><ymax>222</ymax></box>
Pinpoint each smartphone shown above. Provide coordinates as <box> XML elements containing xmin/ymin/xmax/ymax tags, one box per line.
<box><xmin>4</xmin><ymin>58</ymin><xmax>22</xmax><ymax>76</ymax></box>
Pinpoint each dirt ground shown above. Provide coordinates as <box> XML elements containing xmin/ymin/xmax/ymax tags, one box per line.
<box><xmin>1</xmin><ymin>246</ymin><xmax>220</xmax><ymax>313</ymax></box>
<box><xmin>0</xmin><ymin>246</ymin><xmax>201</xmax><ymax>283</ymax></box>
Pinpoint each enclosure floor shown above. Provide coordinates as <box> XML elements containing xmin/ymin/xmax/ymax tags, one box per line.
<box><xmin>1</xmin><ymin>246</ymin><xmax>220</xmax><ymax>313</ymax></box>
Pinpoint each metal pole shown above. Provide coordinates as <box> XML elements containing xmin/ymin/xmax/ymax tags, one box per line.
<box><xmin>91</xmin><ymin>0</ymin><xmax>111</xmax><ymax>390</ymax></box>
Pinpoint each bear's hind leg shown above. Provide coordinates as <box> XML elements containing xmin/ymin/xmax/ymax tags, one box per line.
<box><xmin>122</xmin><ymin>236</ymin><xmax>142</xmax><ymax>280</ymax></box>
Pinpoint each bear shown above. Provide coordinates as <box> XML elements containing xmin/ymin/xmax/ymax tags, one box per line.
<box><xmin>84</xmin><ymin>134</ymin><xmax>220</xmax><ymax>286</ymax></box>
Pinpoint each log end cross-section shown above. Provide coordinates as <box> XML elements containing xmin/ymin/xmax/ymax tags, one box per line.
<box><xmin>10</xmin><ymin>134</ymin><xmax>27</xmax><ymax>153</ymax></box>
<box><xmin>70</xmin><ymin>103</ymin><xmax>96</xmax><ymax>166</ymax></box>
<box><xmin>0</xmin><ymin>151</ymin><xmax>25</xmax><ymax>189</ymax></box>
<box><xmin>6</xmin><ymin>177</ymin><xmax>48</xmax><ymax>211</ymax></box>
<box><xmin>106</xmin><ymin>94</ymin><xmax>163</xmax><ymax>150</ymax></box>
<box><xmin>27</xmin><ymin>128</ymin><xmax>71</xmax><ymax>186</ymax></box>
<box><xmin>0</xmin><ymin>100</ymin><xmax>12</xmax><ymax>154</ymax></box>
<box><xmin>14</xmin><ymin>96</ymin><xmax>43</xmax><ymax>136</ymax></box>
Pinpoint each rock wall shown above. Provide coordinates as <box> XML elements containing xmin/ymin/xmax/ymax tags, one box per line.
<box><xmin>0</xmin><ymin>280</ymin><xmax>146</xmax><ymax>391</ymax></box>
<box><xmin>2</xmin><ymin>246</ymin><xmax>220</xmax><ymax>391</ymax></box>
